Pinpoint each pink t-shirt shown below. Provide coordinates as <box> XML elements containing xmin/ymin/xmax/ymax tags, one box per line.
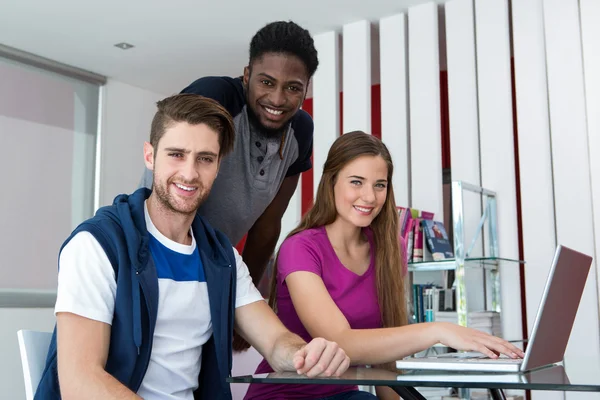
<box><xmin>244</xmin><ymin>226</ymin><xmax>382</xmax><ymax>400</ymax></box>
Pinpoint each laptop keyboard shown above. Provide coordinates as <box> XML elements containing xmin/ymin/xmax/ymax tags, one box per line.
<box><xmin>428</xmin><ymin>352</ymin><xmax>523</xmax><ymax>363</ymax></box>
<box><xmin>457</xmin><ymin>357</ymin><xmax>522</xmax><ymax>363</ymax></box>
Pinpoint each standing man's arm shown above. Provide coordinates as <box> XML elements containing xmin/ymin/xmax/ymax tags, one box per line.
<box><xmin>242</xmin><ymin>173</ymin><xmax>300</xmax><ymax>285</ymax></box>
<box><xmin>242</xmin><ymin>108</ymin><xmax>314</xmax><ymax>285</ymax></box>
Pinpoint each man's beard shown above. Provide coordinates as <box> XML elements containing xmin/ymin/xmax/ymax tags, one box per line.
<box><xmin>152</xmin><ymin>176</ymin><xmax>208</xmax><ymax>216</ymax></box>
<box><xmin>246</xmin><ymin>102</ymin><xmax>288</xmax><ymax>138</ymax></box>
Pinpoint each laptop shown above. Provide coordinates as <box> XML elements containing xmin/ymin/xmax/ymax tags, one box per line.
<box><xmin>396</xmin><ymin>245</ymin><xmax>593</xmax><ymax>373</ymax></box>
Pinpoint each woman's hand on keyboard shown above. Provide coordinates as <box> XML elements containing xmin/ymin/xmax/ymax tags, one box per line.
<box><xmin>434</xmin><ymin>322</ymin><xmax>525</xmax><ymax>359</ymax></box>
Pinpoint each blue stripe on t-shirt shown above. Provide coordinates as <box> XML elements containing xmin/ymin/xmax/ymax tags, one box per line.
<box><xmin>148</xmin><ymin>235</ymin><xmax>206</xmax><ymax>282</ymax></box>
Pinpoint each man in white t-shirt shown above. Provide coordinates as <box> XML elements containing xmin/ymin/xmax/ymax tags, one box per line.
<box><xmin>35</xmin><ymin>94</ymin><xmax>350</xmax><ymax>400</ymax></box>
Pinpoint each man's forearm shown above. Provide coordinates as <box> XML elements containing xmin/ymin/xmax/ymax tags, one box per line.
<box><xmin>242</xmin><ymin>223</ymin><xmax>281</xmax><ymax>285</ymax></box>
<box><xmin>267</xmin><ymin>331</ymin><xmax>306</xmax><ymax>372</ymax></box>
<box><xmin>60</xmin><ymin>366</ymin><xmax>141</xmax><ymax>400</ymax></box>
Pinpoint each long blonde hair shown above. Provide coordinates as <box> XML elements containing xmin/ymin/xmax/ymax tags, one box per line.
<box><xmin>269</xmin><ymin>131</ymin><xmax>408</xmax><ymax>333</ymax></box>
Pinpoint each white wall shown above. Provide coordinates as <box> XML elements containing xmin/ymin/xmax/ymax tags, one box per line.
<box><xmin>379</xmin><ymin>13</ymin><xmax>410</xmax><ymax>207</ymax></box>
<box><xmin>474</xmin><ymin>0</ymin><xmax>522</xmax><ymax>342</ymax></box>
<box><xmin>0</xmin><ymin>58</ymin><xmax>98</xmax><ymax>291</ymax></box>
<box><xmin>312</xmin><ymin>31</ymin><xmax>340</xmax><ymax>197</ymax></box>
<box><xmin>408</xmin><ymin>2</ymin><xmax>444</xmax><ymax>219</ymax></box>
<box><xmin>511</xmin><ymin>2</ymin><xmax>559</xmax><ymax>397</ymax></box>
<box><xmin>543</xmin><ymin>1</ymin><xmax>600</xmax><ymax>395</ymax></box>
<box><xmin>99</xmin><ymin>79</ymin><xmax>168</xmax><ymax>207</ymax></box>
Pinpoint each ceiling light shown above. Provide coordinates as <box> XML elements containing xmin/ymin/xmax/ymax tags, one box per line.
<box><xmin>114</xmin><ymin>42</ymin><xmax>134</xmax><ymax>50</ymax></box>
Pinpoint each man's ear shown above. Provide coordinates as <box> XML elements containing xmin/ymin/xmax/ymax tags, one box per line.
<box><xmin>243</xmin><ymin>66</ymin><xmax>250</xmax><ymax>87</ymax></box>
<box><xmin>143</xmin><ymin>142</ymin><xmax>155</xmax><ymax>170</ymax></box>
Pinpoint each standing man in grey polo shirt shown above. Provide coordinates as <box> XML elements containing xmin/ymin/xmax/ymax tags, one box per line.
<box><xmin>141</xmin><ymin>21</ymin><xmax>317</xmax><ymax>292</ymax></box>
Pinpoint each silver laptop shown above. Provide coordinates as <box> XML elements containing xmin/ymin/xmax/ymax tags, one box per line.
<box><xmin>396</xmin><ymin>245</ymin><xmax>593</xmax><ymax>373</ymax></box>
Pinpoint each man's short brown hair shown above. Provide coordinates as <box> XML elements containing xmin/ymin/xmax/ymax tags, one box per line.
<box><xmin>149</xmin><ymin>94</ymin><xmax>235</xmax><ymax>157</ymax></box>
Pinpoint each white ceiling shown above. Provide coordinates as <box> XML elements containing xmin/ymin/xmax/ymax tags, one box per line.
<box><xmin>0</xmin><ymin>0</ymin><xmax>435</xmax><ymax>95</ymax></box>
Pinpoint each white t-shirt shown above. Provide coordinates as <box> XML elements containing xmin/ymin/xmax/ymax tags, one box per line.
<box><xmin>55</xmin><ymin>202</ymin><xmax>264</xmax><ymax>399</ymax></box>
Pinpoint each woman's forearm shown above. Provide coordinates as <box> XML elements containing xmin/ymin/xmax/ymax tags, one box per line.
<box><xmin>332</xmin><ymin>323</ymin><xmax>440</xmax><ymax>365</ymax></box>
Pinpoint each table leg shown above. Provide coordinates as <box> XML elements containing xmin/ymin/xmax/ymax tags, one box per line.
<box><xmin>489</xmin><ymin>388</ymin><xmax>507</xmax><ymax>400</ymax></box>
<box><xmin>391</xmin><ymin>386</ymin><xmax>427</xmax><ymax>400</ymax></box>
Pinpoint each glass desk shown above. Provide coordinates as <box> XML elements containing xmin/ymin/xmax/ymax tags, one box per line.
<box><xmin>229</xmin><ymin>364</ymin><xmax>600</xmax><ymax>400</ymax></box>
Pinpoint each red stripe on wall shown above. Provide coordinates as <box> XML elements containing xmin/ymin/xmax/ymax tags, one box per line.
<box><xmin>510</xmin><ymin>58</ymin><xmax>529</xmax><ymax>353</ymax></box>
<box><xmin>301</xmin><ymin>98</ymin><xmax>314</xmax><ymax>215</ymax></box>
<box><xmin>440</xmin><ymin>71</ymin><xmax>451</xmax><ymax>170</ymax></box>
<box><xmin>371</xmin><ymin>84</ymin><xmax>382</xmax><ymax>139</ymax></box>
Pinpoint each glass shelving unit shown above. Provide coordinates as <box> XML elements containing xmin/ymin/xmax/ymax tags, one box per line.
<box><xmin>406</xmin><ymin>181</ymin><xmax>526</xmax><ymax>400</ymax></box>
<box><xmin>407</xmin><ymin>181</ymin><xmax>525</xmax><ymax>327</ymax></box>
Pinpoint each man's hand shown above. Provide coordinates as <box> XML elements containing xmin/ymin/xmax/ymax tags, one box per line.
<box><xmin>292</xmin><ymin>338</ymin><xmax>350</xmax><ymax>378</ymax></box>
<box><xmin>234</xmin><ymin>300</ymin><xmax>350</xmax><ymax>376</ymax></box>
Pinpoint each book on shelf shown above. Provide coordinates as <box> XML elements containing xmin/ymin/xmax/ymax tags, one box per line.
<box><xmin>422</xmin><ymin>219</ymin><xmax>454</xmax><ymax>261</ymax></box>
<box><xmin>409</xmin><ymin>285</ymin><xmax>456</xmax><ymax>324</ymax></box>
<box><xmin>397</xmin><ymin>207</ymin><xmax>412</xmax><ymax>238</ymax></box>
<box><xmin>397</xmin><ymin>207</ymin><xmax>435</xmax><ymax>263</ymax></box>
<box><xmin>413</xmin><ymin>217</ymin><xmax>424</xmax><ymax>262</ymax></box>
<box><xmin>397</xmin><ymin>207</ymin><xmax>415</xmax><ymax>262</ymax></box>
<box><xmin>405</xmin><ymin>219</ymin><xmax>415</xmax><ymax>263</ymax></box>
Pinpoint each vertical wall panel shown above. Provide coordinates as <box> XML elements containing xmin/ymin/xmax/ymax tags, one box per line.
<box><xmin>544</xmin><ymin>0</ymin><xmax>600</xmax><ymax>394</ymax></box>
<box><xmin>474</xmin><ymin>0</ymin><xmax>522</xmax><ymax>341</ymax></box>
<box><xmin>379</xmin><ymin>13</ymin><xmax>410</xmax><ymax>207</ymax></box>
<box><xmin>312</xmin><ymin>31</ymin><xmax>340</xmax><ymax>198</ymax></box>
<box><xmin>342</xmin><ymin>20</ymin><xmax>371</xmax><ymax>134</ymax></box>
<box><xmin>511</xmin><ymin>1</ymin><xmax>559</xmax><ymax>396</ymax></box>
<box><xmin>408</xmin><ymin>1</ymin><xmax>443</xmax><ymax>218</ymax></box>
<box><xmin>445</xmin><ymin>0</ymin><xmax>485</xmax><ymax>312</ymax></box>
<box><xmin>580</xmin><ymin>0</ymin><xmax>600</xmax><ymax>333</ymax></box>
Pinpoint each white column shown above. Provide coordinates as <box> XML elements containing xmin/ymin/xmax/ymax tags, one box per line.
<box><xmin>511</xmin><ymin>0</ymin><xmax>559</xmax><ymax>395</ymax></box>
<box><xmin>474</xmin><ymin>0</ymin><xmax>522</xmax><ymax>341</ymax></box>
<box><xmin>379</xmin><ymin>13</ymin><xmax>410</xmax><ymax>207</ymax></box>
<box><xmin>311</xmin><ymin>31</ymin><xmax>340</xmax><ymax>198</ymax></box>
<box><xmin>580</xmin><ymin>0</ymin><xmax>600</xmax><ymax>338</ymax></box>
<box><xmin>408</xmin><ymin>1</ymin><xmax>443</xmax><ymax>218</ymax></box>
<box><xmin>445</xmin><ymin>0</ymin><xmax>486</xmax><ymax>312</ymax></box>
<box><xmin>342</xmin><ymin>20</ymin><xmax>371</xmax><ymax>134</ymax></box>
<box><xmin>544</xmin><ymin>0</ymin><xmax>600</xmax><ymax>393</ymax></box>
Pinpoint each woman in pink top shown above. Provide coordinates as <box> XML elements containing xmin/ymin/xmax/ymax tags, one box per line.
<box><xmin>244</xmin><ymin>131</ymin><xmax>524</xmax><ymax>400</ymax></box>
